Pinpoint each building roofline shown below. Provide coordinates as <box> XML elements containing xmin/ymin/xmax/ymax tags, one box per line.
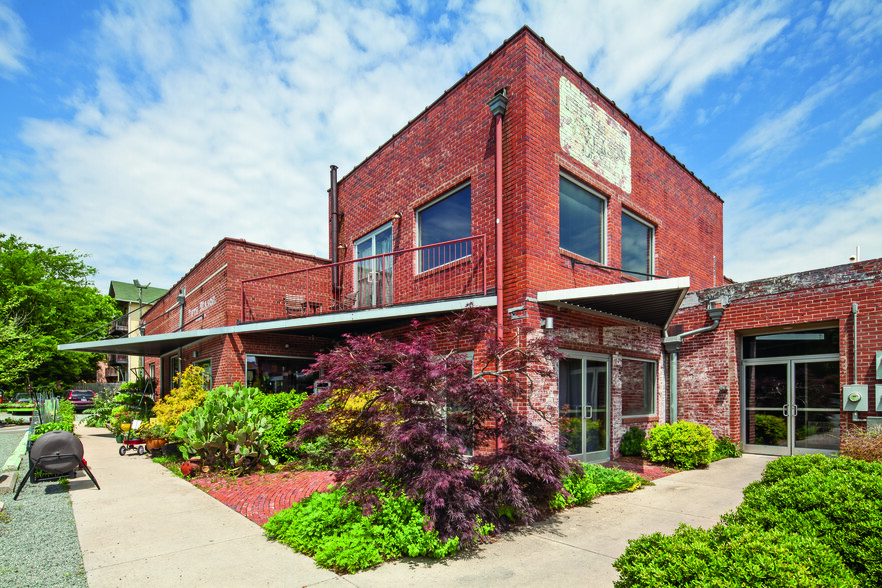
<box><xmin>337</xmin><ymin>25</ymin><xmax>722</xmax><ymax>203</ymax></box>
<box><xmin>160</xmin><ymin>237</ymin><xmax>331</xmax><ymax>301</ymax></box>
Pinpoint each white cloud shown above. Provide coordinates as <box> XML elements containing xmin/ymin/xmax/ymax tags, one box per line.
<box><xmin>0</xmin><ymin>0</ymin><xmax>27</xmax><ymax>77</ymax></box>
<box><xmin>2</xmin><ymin>0</ymin><xmax>876</xmax><ymax>297</ymax></box>
<box><xmin>3</xmin><ymin>0</ymin><xmax>491</xmax><ymax>291</ymax></box>
<box><xmin>724</xmin><ymin>177</ymin><xmax>882</xmax><ymax>281</ymax></box>
<box><xmin>528</xmin><ymin>0</ymin><xmax>787</xmax><ymax>119</ymax></box>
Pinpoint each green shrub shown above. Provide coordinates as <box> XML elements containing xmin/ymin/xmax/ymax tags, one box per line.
<box><xmin>81</xmin><ymin>394</ymin><xmax>114</xmax><ymax>427</ymax></box>
<box><xmin>725</xmin><ymin>455</ymin><xmax>882</xmax><ymax>585</ymax></box>
<box><xmin>264</xmin><ymin>487</ymin><xmax>459</xmax><ymax>573</ymax></box>
<box><xmin>754</xmin><ymin>413</ymin><xmax>786</xmax><ymax>445</ymax></box>
<box><xmin>711</xmin><ymin>436</ymin><xmax>742</xmax><ymax>462</ymax></box>
<box><xmin>174</xmin><ymin>382</ymin><xmax>272</xmax><ymax>475</ymax></box>
<box><xmin>550</xmin><ymin>467</ymin><xmax>597</xmax><ymax>510</ymax></box>
<box><xmin>619</xmin><ymin>426</ymin><xmax>645</xmax><ymax>456</ymax></box>
<box><xmin>256</xmin><ymin>390</ymin><xmax>306</xmax><ymax>463</ymax></box>
<box><xmin>614</xmin><ymin>522</ymin><xmax>858</xmax><ymax>587</ymax></box>
<box><xmin>584</xmin><ymin>464</ymin><xmax>644</xmax><ymax>493</ymax></box>
<box><xmin>643</xmin><ymin>421</ymin><xmax>715</xmax><ymax>469</ymax></box>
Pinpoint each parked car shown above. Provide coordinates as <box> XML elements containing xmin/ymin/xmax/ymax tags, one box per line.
<box><xmin>66</xmin><ymin>389</ymin><xmax>96</xmax><ymax>412</ymax></box>
<box><xmin>13</xmin><ymin>392</ymin><xmax>34</xmax><ymax>403</ymax></box>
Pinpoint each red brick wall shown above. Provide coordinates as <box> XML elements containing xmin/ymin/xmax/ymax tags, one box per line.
<box><xmin>672</xmin><ymin>259</ymin><xmax>882</xmax><ymax>442</ymax></box>
<box><xmin>141</xmin><ymin>238</ymin><xmax>328</xmax><ymax>334</ymax></box>
<box><xmin>335</xmin><ymin>28</ymin><xmax>723</xmax><ymax>329</ymax></box>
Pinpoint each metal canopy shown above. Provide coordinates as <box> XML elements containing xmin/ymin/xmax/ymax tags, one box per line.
<box><xmin>59</xmin><ymin>331</ymin><xmax>211</xmax><ymax>357</ymax></box>
<box><xmin>536</xmin><ymin>277</ymin><xmax>690</xmax><ymax>330</ymax></box>
<box><xmin>59</xmin><ymin>295</ymin><xmax>497</xmax><ymax>357</ymax></box>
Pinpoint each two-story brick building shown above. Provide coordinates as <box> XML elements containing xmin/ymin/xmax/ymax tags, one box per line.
<box><xmin>61</xmin><ymin>27</ymin><xmax>880</xmax><ymax>461</ymax></box>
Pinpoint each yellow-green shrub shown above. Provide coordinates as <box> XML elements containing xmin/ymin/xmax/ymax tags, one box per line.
<box><xmin>152</xmin><ymin>365</ymin><xmax>208</xmax><ymax>435</ymax></box>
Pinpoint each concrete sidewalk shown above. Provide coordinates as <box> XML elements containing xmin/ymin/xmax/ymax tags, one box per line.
<box><xmin>70</xmin><ymin>426</ymin><xmax>344</xmax><ymax>587</ymax></box>
<box><xmin>70</xmin><ymin>425</ymin><xmax>772</xmax><ymax>587</ymax></box>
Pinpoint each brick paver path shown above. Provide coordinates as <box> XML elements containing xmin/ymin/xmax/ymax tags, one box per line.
<box><xmin>192</xmin><ymin>470</ymin><xmax>335</xmax><ymax>526</ymax></box>
<box><xmin>191</xmin><ymin>461</ymin><xmax>672</xmax><ymax>528</ymax></box>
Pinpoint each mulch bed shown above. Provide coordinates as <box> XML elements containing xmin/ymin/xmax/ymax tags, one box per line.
<box><xmin>601</xmin><ymin>456</ymin><xmax>680</xmax><ymax>481</ymax></box>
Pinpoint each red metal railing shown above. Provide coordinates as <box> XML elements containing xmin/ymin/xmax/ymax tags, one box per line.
<box><xmin>241</xmin><ymin>235</ymin><xmax>486</xmax><ymax>324</ymax></box>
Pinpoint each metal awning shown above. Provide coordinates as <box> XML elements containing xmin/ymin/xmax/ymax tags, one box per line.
<box><xmin>59</xmin><ymin>295</ymin><xmax>497</xmax><ymax>357</ymax></box>
<box><xmin>536</xmin><ymin>277</ymin><xmax>690</xmax><ymax>329</ymax></box>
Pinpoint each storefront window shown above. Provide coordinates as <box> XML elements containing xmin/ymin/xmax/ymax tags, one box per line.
<box><xmin>245</xmin><ymin>355</ymin><xmax>316</xmax><ymax>394</ymax></box>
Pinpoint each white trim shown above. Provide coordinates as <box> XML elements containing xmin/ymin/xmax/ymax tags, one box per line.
<box><xmin>538</xmin><ymin>276</ymin><xmax>689</xmax><ymax>302</ymax></box>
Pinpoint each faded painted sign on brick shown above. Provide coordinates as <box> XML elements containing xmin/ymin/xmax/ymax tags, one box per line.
<box><xmin>559</xmin><ymin>77</ymin><xmax>631</xmax><ymax>194</ymax></box>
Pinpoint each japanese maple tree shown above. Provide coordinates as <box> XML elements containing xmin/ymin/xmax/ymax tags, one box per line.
<box><xmin>294</xmin><ymin>307</ymin><xmax>579</xmax><ymax>545</ymax></box>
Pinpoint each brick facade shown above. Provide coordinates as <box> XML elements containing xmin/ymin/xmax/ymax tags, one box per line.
<box><xmin>672</xmin><ymin>259</ymin><xmax>882</xmax><ymax>444</ymax></box>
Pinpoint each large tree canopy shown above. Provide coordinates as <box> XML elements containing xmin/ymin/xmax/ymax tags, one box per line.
<box><xmin>0</xmin><ymin>234</ymin><xmax>118</xmax><ymax>389</ymax></box>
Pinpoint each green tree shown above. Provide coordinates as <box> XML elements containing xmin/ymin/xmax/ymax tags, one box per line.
<box><xmin>0</xmin><ymin>234</ymin><xmax>118</xmax><ymax>389</ymax></box>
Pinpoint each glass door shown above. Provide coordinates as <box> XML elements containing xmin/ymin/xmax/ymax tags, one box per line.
<box><xmin>559</xmin><ymin>355</ymin><xmax>609</xmax><ymax>462</ymax></box>
<box><xmin>354</xmin><ymin>224</ymin><xmax>393</xmax><ymax>308</ymax></box>
<box><xmin>743</xmin><ymin>358</ymin><xmax>840</xmax><ymax>455</ymax></box>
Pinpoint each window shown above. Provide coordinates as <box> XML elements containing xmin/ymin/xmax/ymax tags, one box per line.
<box><xmin>621</xmin><ymin>358</ymin><xmax>655</xmax><ymax>417</ymax></box>
<box><xmin>245</xmin><ymin>355</ymin><xmax>317</xmax><ymax>394</ymax></box>
<box><xmin>194</xmin><ymin>359</ymin><xmax>212</xmax><ymax>390</ymax></box>
<box><xmin>621</xmin><ymin>212</ymin><xmax>654</xmax><ymax>280</ymax></box>
<box><xmin>559</xmin><ymin>176</ymin><xmax>605</xmax><ymax>261</ymax></box>
<box><xmin>418</xmin><ymin>184</ymin><xmax>471</xmax><ymax>271</ymax></box>
<box><xmin>354</xmin><ymin>224</ymin><xmax>394</xmax><ymax>307</ymax></box>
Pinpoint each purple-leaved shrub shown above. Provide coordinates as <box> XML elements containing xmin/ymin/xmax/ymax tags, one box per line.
<box><xmin>294</xmin><ymin>307</ymin><xmax>580</xmax><ymax>546</ymax></box>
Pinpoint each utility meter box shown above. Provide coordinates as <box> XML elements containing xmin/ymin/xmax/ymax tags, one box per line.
<box><xmin>843</xmin><ymin>385</ymin><xmax>869</xmax><ymax>412</ymax></box>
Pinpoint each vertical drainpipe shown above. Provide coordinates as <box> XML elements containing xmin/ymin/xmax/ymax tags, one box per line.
<box><xmin>663</xmin><ymin>302</ymin><xmax>726</xmax><ymax>423</ymax></box>
<box><xmin>488</xmin><ymin>88</ymin><xmax>508</xmax><ymax>340</ymax></box>
<box><xmin>330</xmin><ymin>165</ymin><xmax>340</xmax><ymax>301</ymax></box>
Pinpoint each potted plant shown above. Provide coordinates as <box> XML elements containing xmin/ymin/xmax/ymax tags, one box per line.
<box><xmin>140</xmin><ymin>423</ymin><xmax>169</xmax><ymax>452</ymax></box>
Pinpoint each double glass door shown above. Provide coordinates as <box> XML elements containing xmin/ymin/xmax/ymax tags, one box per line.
<box><xmin>354</xmin><ymin>224</ymin><xmax>393</xmax><ymax>307</ymax></box>
<box><xmin>743</xmin><ymin>358</ymin><xmax>840</xmax><ymax>455</ymax></box>
<box><xmin>559</xmin><ymin>355</ymin><xmax>609</xmax><ymax>461</ymax></box>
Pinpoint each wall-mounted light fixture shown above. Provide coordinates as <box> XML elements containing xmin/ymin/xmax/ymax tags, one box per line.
<box><xmin>392</xmin><ymin>211</ymin><xmax>402</xmax><ymax>221</ymax></box>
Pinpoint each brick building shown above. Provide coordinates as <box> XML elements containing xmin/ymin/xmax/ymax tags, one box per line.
<box><xmin>60</xmin><ymin>27</ymin><xmax>880</xmax><ymax>461</ymax></box>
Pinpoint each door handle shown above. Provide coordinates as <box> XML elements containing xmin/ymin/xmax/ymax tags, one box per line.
<box><xmin>586</xmin><ymin>405</ymin><xmax>593</xmax><ymax>420</ymax></box>
<box><xmin>782</xmin><ymin>404</ymin><xmax>789</xmax><ymax>417</ymax></box>
<box><xmin>791</xmin><ymin>403</ymin><xmax>798</xmax><ymax>416</ymax></box>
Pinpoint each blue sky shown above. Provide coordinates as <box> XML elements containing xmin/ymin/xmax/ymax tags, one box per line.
<box><xmin>1</xmin><ymin>0</ymin><xmax>881</xmax><ymax>294</ymax></box>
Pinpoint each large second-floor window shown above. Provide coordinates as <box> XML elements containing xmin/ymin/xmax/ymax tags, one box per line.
<box><xmin>560</xmin><ymin>176</ymin><xmax>605</xmax><ymax>262</ymax></box>
<box><xmin>418</xmin><ymin>184</ymin><xmax>471</xmax><ymax>271</ymax></box>
<box><xmin>621</xmin><ymin>212</ymin><xmax>654</xmax><ymax>280</ymax></box>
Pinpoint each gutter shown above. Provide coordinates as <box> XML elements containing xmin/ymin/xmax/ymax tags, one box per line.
<box><xmin>662</xmin><ymin>297</ymin><xmax>727</xmax><ymax>423</ymax></box>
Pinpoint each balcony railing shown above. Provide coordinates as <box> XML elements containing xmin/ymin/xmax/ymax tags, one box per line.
<box><xmin>107</xmin><ymin>354</ymin><xmax>128</xmax><ymax>364</ymax></box>
<box><xmin>241</xmin><ymin>235</ymin><xmax>487</xmax><ymax>324</ymax></box>
<box><xmin>109</xmin><ymin>317</ymin><xmax>128</xmax><ymax>335</ymax></box>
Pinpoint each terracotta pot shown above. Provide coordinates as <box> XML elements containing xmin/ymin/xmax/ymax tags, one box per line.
<box><xmin>145</xmin><ymin>438</ymin><xmax>167</xmax><ymax>451</ymax></box>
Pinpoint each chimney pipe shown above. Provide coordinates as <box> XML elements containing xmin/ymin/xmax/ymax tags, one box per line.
<box><xmin>330</xmin><ymin>165</ymin><xmax>340</xmax><ymax>299</ymax></box>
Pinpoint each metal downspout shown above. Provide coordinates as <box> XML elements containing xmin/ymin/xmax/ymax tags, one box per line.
<box><xmin>330</xmin><ymin>165</ymin><xmax>340</xmax><ymax>301</ymax></box>
<box><xmin>663</xmin><ymin>304</ymin><xmax>725</xmax><ymax>423</ymax></box>
<box><xmin>488</xmin><ymin>88</ymin><xmax>508</xmax><ymax>340</ymax></box>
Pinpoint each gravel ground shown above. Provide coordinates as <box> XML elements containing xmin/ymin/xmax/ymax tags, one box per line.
<box><xmin>0</xmin><ymin>426</ymin><xmax>89</xmax><ymax>588</ymax></box>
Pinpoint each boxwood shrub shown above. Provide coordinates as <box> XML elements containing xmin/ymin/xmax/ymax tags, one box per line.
<box><xmin>615</xmin><ymin>454</ymin><xmax>882</xmax><ymax>587</ymax></box>
<box><xmin>725</xmin><ymin>455</ymin><xmax>882</xmax><ymax>586</ymax></box>
<box><xmin>614</xmin><ymin>522</ymin><xmax>858</xmax><ymax>587</ymax></box>
<box><xmin>643</xmin><ymin>421</ymin><xmax>715</xmax><ymax>469</ymax></box>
